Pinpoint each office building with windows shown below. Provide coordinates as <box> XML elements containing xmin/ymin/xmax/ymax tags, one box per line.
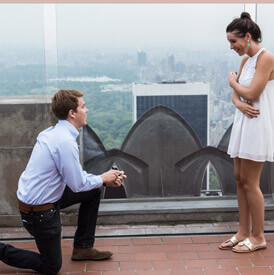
<box><xmin>132</xmin><ymin>81</ymin><xmax>210</xmax><ymax>146</ymax></box>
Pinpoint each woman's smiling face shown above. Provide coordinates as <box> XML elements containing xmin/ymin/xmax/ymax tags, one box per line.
<box><xmin>227</xmin><ymin>32</ymin><xmax>247</xmax><ymax>56</ymax></box>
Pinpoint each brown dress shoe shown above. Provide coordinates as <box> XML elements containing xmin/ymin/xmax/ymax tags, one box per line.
<box><xmin>71</xmin><ymin>247</ymin><xmax>113</xmax><ymax>261</ymax></box>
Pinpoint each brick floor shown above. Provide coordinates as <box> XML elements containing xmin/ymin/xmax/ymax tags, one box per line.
<box><xmin>0</xmin><ymin>224</ymin><xmax>274</xmax><ymax>274</ymax></box>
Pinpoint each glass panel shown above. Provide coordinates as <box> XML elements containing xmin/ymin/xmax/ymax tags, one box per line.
<box><xmin>0</xmin><ymin>4</ymin><xmax>51</xmax><ymax>220</ymax></box>
<box><xmin>0</xmin><ymin>4</ymin><xmax>45</xmax><ymax>96</ymax></box>
<box><xmin>56</xmin><ymin>4</ymin><xmax>243</xmax><ymax>153</ymax></box>
<box><xmin>55</xmin><ymin>4</ymin><xmax>249</xmax><ymax>199</ymax></box>
<box><xmin>257</xmin><ymin>4</ymin><xmax>274</xmax><ymax>53</ymax></box>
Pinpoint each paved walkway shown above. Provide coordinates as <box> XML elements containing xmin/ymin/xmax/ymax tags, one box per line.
<box><xmin>1</xmin><ymin>222</ymin><xmax>274</xmax><ymax>274</ymax></box>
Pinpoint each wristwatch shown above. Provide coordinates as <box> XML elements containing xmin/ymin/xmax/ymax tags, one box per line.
<box><xmin>103</xmin><ymin>182</ymin><xmax>106</xmax><ymax>187</ymax></box>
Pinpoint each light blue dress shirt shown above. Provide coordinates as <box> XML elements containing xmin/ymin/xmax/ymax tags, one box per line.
<box><xmin>17</xmin><ymin>120</ymin><xmax>103</xmax><ymax>205</ymax></box>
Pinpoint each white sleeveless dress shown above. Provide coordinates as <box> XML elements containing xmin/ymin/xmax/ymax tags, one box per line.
<box><xmin>228</xmin><ymin>48</ymin><xmax>274</xmax><ymax>162</ymax></box>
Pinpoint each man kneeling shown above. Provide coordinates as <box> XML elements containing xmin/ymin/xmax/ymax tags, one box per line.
<box><xmin>0</xmin><ymin>89</ymin><xmax>126</xmax><ymax>274</ymax></box>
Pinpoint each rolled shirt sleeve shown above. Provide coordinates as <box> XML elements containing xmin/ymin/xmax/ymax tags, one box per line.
<box><xmin>54</xmin><ymin>139</ymin><xmax>103</xmax><ymax>192</ymax></box>
<box><xmin>17</xmin><ymin>120</ymin><xmax>104</xmax><ymax>205</ymax></box>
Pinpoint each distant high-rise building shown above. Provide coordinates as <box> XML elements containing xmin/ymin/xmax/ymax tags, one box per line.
<box><xmin>168</xmin><ymin>55</ymin><xmax>175</xmax><ymax>72</ymax></box>
<box><xmin>138</xmin><ymin>51</ymin><xmax>147</xmax><ymax>67</ymax></box>
<box><xmin>132</xmin><ymin>81</ymin><xmax>210</xmax><ymax>146</ymax></box>
<box><xmin>133</xmin><ymin>81</ymin><xmax>210</xmax><ymax>190</ymax></box>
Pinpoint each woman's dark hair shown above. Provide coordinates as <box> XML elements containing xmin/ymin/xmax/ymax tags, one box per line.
<box><xmin>51</xmin><ymin>89</ymin><xmax>83</xmax><ymax>120</ymax></box>
<box><xmin>226</xmin><ymin>12</ymin><xmax>262</xmax><ymax>43</ymax></box>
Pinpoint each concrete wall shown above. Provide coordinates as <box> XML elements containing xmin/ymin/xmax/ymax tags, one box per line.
<box><xmin>0</xmin><ymin>96</ymin><xmax>55</xmax><ymax>226</ymax></box>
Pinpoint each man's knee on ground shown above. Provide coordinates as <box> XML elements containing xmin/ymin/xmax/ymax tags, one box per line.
<box><xmin>41</xmin><ymin>259</ymin><xmax>62</xmax><ymax>275</ymax></box>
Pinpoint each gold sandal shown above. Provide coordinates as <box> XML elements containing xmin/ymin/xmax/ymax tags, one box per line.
<box><xmin>232</xmin><ymin>238</ymin><xmax>267</xmax><ymax>253</ymax></box>
<box><xmin>219</xmin><ymin>235</ymin><xmax>239</xmax><ymax>250</ymax></box>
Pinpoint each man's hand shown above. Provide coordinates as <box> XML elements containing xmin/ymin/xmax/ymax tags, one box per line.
<box><xmin>100</xmin><ymin>169</ymin><xmax>127</xmax><ymax>187</ymax></box>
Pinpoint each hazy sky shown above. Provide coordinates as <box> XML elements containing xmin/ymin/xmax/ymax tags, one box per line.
<box><xmin>0</xmin><ymin>4</ymin><xmax>273</xmax><ymax>52</ymax></box>
<box><xmin>0</xmin><ymin>4</ymin><xmax>44</xmax><ymax>48</ymax></box>
<box><xmin>56</xmin><ymin>4</ymin><xmax>243</xmax><ymax>51</ymax></box>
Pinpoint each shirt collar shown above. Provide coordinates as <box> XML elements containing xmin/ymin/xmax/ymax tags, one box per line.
<box><xmin>57</xmin><ymin>120</ymin><xmax>79</xmax><ymax>139</ymax></box>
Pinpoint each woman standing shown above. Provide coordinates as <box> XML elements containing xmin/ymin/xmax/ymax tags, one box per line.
<box><xmin>219</xmin><ymin>12</ymin><xmax>274</xmax><ymax>253</ymax></box>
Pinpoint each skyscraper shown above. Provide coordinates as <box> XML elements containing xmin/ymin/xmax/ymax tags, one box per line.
<box><xmin>137</xmin><ymin>50</ymin><xmax>147</xmax><ymax>67</ymax></box>
<box><xmin>132</xmin><ymin>81</ymin><xmax>210</xmax><ymax>146</ymax></box>
<box><xmin>168</xmin><ymin>54</ymin><xmax>175</xmax><ymax>72</ymax></box>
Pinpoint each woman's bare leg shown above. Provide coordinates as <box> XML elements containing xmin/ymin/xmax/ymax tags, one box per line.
<box><xmin>233</xmin><ymin>158</ymin><xmax>265</xmax><ymax>252</ymax></box>
<box><xmin>220</xmin><ymin>157</ymin><xmax>250</xmax><ymax>249</ymax></box>
<box><xmin>234</xmin><ymin>157</ymin><xmax>252</xmax><ymax>239</ymax></box>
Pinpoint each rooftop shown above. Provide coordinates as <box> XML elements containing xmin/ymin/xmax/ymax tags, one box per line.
<box><xmin>1</xmin><ymin>221</ymin><xmax>274</xmax><ymax>274</ymax></box>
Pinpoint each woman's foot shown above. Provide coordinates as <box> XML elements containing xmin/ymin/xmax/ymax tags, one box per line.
<box><xmin>232</xmin><ymin>237</ymin><xmax>266</xmax><ymax>253</ymax></box>
<box><xmin>232</xmin><ymin>236</ymin><xmax>266</xmax><ymax>253</ymax></box>
<box><xmin>219</xmin><ymin>233</ymin><xmax>247</xmax><ymax>250</ymax></box>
